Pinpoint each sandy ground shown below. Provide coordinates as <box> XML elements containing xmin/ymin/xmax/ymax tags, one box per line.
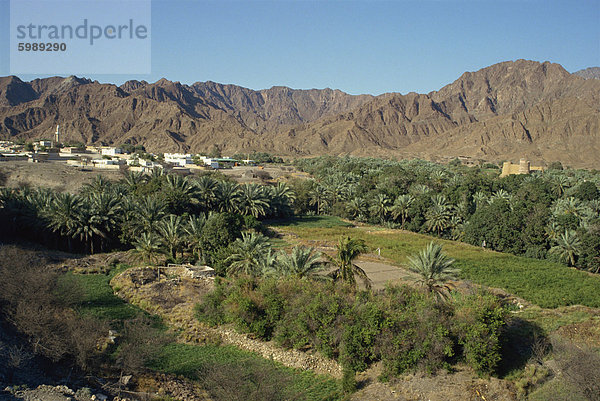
<box><xmin>0</xmin><ymin>161</ymin><xmax>305</xmax><ymax>193</ymax></box>
<box><xmin>0</xmin><ymin>161</ymin><xmax>123</xmax><ymax>193</ymax></box>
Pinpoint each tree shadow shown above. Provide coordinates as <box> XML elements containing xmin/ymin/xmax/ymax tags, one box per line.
<box><xmin>497</xmin><ymin>316</ymin><xmax>547</xmax><ymax>378</ymax></box>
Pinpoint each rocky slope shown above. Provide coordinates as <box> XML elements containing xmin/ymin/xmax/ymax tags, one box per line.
<box><xmin>1</xmin><ymin>60</ymin><xmax>598</xmax><ymax>168</ymax></box>
<box><xmin>574</xmin><ymin>67</ymin><xmax>600</xmax><ymax>80</ymax></box>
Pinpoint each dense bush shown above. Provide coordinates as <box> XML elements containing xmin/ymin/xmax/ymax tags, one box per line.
<box><xmin>196</xmin><ymin>276</ymin><xmax>510</xmax><ymax>378</ymax></box>
<box><xmin>452</xmin><ymin>292</ymin><xmax>508</xmax><ymax>376</ymax></box>
<box><xmin>376</xmin><ymin>286</ymin><xmax>453</xmax><ymax>377</ymax></box>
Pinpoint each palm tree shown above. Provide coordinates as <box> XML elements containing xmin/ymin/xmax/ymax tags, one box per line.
<box><xmin>135</xmin><ymin>196</ymin><xmax>166</xmax><ymax>235</ymax></box>
<box><xmin>194</xmin><ymin>175</ymin><xmax>218</xmax><ymax>211</ymax></box>
<box><xmin>157</xmin><ymin>214</ymin><xmax>184</xmax><ymax>259</ymax></box>
<box><xmin>430</xmin><ymin>170</ymin><xmax>447</xmax><ymax>190</ymax></box>
<box><xmin>309</xmin><ymin>184</ymin><xmax>328</xmax><ymax>215</ymax></box>
<box><xmin>73</xmin><ymin>206</ymin><xmax>103</xmax><ymax>254</ymax></box>
<box><xmin>130</xmin><ymin>232</ymin><xmax>162</xmax><ymax>264</ymax></box>
<box><xmin>551</xmin><ymin>175</ymin><xmax>571</xmax><ymax>197</ymax></box>
<box><xmin>163</xmin><ymin>174</ymin><xmax>197</xmax><ymax>214</ymax></box>
<box><xmin>390</xmin><ymin>194</ymin><xmax>414</xmax><ymax>228</ymax></box>
<box><xmin>214</xmin><ymin>181</ymin><xmax>240</xmax><ymax>213</ymax></box>
<box><xmin>325</xmin><ymin>236</ymin><xmax>371</xmax><ymax>289</ymax></box>
<box><xmin>88</xmin><ymin>192</ymin><xmax>122</xmax><ymax>252</ymax></box>
<box><xmin>489</xmin><ymin>189</ymin><xmax>512</xmax><ymax>204</ymax></box>
<box><xmin>472</xmin><ymin>191</ymin><xmax>488</xmax><ymax>210</ymax></box>
<box><xmin>122</xmin><ymin>170</ymin><xmax>147</xmax><ymax>194</ymax></box>
<box><xmin>346</xmin><ymin>197</ymin><xmax>368</xmax><ymax>220</ymax></box>
<box><xmin>425</xmin><ymin>196</ymin><xmax>453</xmax><ymax>236</ymax></box>
<box><xmin>238</xmin><ymin>183</ymin><xmax>270</xmax><ymax>218</ymax></box>
<box><xmin>45</xmin><ymin>192</ymin><xmax>83</xmax><ymax>252</ymax></box>
<box><xmin>275</xmin><ymin>246</ymin><xmax>325</xmax><ymax>279</ymax></box>
<box><xmin>550</xmin><ymin>230</ymin><xmax>581</xmax><ymax>267</ymax></box>
<box><xmin>80</xmin><ymin>175</ymin><xmax>111</xmax><ymax>196</ymax></box>
<box><xmin>256</xmin><ymin>249</ymin><xmax>278</xmax><ymax>277</ymax></box>
<box><xmin>269</xmin><ymin>182</ymin><xmax>296</xmax><ymax>217</ymax></box>
<box><xmin>184</xmin><ymin>215</ymin><xmax>206</xmax><ymax>261</ymax></box>
<box><xmin>225</xmin><ymin>232</ymin><xmax>272</xmax><ymax>276</ymax></box>
<box><xmin>407</xmin><ymin>242</ymin><xmax>459</xmax><ymax>298</ymax></box>
<box><xmin>369</xmin><ymin>193</ymin><xmax>392</xmax><ymax>224</ymax></box>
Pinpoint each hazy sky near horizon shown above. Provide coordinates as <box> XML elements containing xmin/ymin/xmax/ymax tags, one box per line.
<box><xmin>1</xmin><ymin>0</ymin><xmax>599</xmax><ymax>95</ymax></box>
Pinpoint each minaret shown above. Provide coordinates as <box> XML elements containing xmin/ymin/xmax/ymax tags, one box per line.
<box><xmin>54</xmin><ymin>125</ymin><xmax>60</xmax><ymax>145</ymax></box>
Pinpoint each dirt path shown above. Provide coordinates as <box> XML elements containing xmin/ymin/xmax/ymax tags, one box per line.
<box><xmin>354</xmin><ymin>259</ymin><xmax>420</xmax><ymax>290</ymax></box>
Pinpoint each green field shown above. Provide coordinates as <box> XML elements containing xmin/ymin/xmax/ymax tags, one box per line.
<box><xmin>63</xmin><ymin>265</ymin><xmax>141</xmax><ymax>321</ymax></box>
<box><xmin>270</xmin><ymin>216</ymin><xmax>600</xmax><ymax>308</ymax></box>
<box><xmin>150</xmin><ymin>343</ymin><xmax>340</xmax><ymax>401</ymax></box>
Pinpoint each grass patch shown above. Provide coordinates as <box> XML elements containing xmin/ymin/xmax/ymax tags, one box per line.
<box><xmin>269</xmin><ymin>215</ymin><xmax>354</xmax><ymax>229</ymax></box>
<box><xmin>64</xmin><ymin>264</ymin><xmax>141</xmax><ymax>321</ymax></box>
<box><xmin>149</xmin><ymin>343</ymin><xmax>341</xmax><ymax>401</ymax></box>
<box><xmin>515</xmin><ymin>307</ymin><xmax>596</xmax><ymax>333</ymax></box>
<box><xmin>528</xmin><ymin>378</ymin><xmax>588</xmax><ymax>401</ymax></box>
<box><xmin>271</xmin><ymin>216</ymin><xmax>600</xmax><ymax>308</ymax></box>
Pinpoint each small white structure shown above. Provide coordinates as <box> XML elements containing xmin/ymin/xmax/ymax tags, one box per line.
<box><xmin>164</xmin><ymin>153</ymin><xmax>194</xmax><ymax>167</ymax></box>
<box><xmin>159</xmin><ymin>263</ymin><xmax>215</xmax><ymax>279</ymax></box>
<box><xmin>196</xmin><ymin>156</ymin><xmax>220</xmax><ymax>169</ymax></box>
<box><xmin>101</xmin><ymin>147</ymin><xmax>123</xmax><ymax>156</ymax></box>
<box><xmin>34</xmin><ymin>140</ymin><xmax>53</xmax><ymax>150</ymax></box>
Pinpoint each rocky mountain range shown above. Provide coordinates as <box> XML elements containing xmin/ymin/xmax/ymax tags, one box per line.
<box><xmin>1</xmin><ymin>59</ymin><xmax>599</xmax><ymax>168</ymax></box>
<box><xmin>574</xmin><ymin>67</ymin><xmax>600</xmax><ymax>80</ymax></box>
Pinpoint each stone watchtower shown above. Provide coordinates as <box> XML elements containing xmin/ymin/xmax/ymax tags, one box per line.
<box><xmin>518</xmin><ymin>158</ymin><xmax>530</xmax><ymax>174</ymax></box>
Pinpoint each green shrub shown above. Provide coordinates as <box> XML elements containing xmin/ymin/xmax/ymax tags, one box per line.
<box><xmin>451</xmin><ymin>291</ymin><xmax>508</xmax><ymax>376</ymax></box>
<box><xmin>195</xmin><ymin>279</ymin><xmax>227</xmax><ymax>326</ymax></box>
<box><xmin>340</xmin><ymin>293</ymin><xmax>384</xmax><ymax>372</ymax></box>
<box><xmin>376</xmin><ymin>286</ymin><xmax>453</xmax><ymax>377</ymax></box>
<box><xmin>341</xmin><ymin>366</ymin><xmax>357</xmax><ymax>394</ymax></box>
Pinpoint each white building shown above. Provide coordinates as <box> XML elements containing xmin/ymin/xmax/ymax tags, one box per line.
<box><xmin>34</xmin><ymin>140</ymin><xmax>53</xmax><ymax>150</ymax></box>
<box><xmin>101</xmin><ymin>147</ymin><xmax>123</xmax><ymax>156</ymax></box>
<box><xmin>164</xmin><ymin>153</ymin><xmax>194</xmax><ymax>167</ymax></box>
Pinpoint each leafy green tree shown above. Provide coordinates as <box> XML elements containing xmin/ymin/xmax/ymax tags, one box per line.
<box><xmin>574</xmin><ymin>181</ymin><xmax>599</xmax><ymax>201</ymax></box>
<box><xmin>406</xmin><ymin>242</ymin><xmax>459</xmax><ymax>298</ymax></box>
<box><xmin>325</xmin><ymin>236</ymin><xmax>370</xmax><ymax>289</ymax></box>
<box><xmin>200</xmin><ymin>212</ymin><xmax>244</xmax><ymax>254</ymax></box>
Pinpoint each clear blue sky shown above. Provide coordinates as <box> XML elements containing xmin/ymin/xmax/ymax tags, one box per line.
<box><xmin>1</xmin><ymin>0</ymin><xmax>599</xmax><ymax>95</ymax></box>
